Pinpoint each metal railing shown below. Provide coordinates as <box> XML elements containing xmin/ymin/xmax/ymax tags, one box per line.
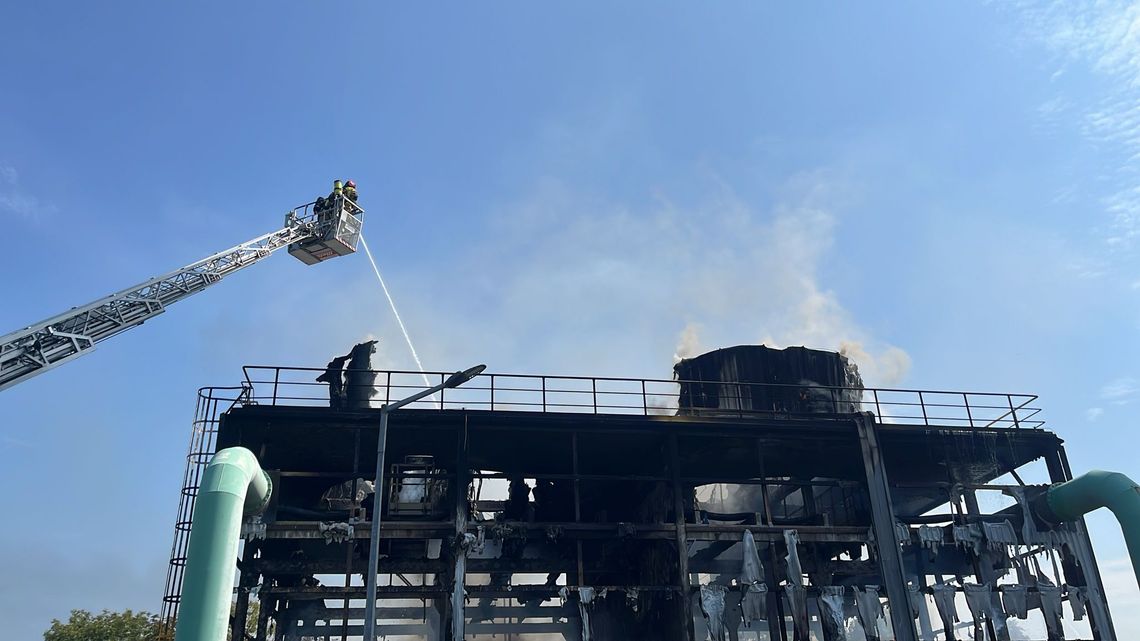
<box><xmin>290</xmin><ymin>194</ymin><xmax>364</xmax><ymax>223</ymax></box>
<box><xmin>239</xmin><ymin>366</ymin><xmax>1044</xmax><ymax>430</ymax></box>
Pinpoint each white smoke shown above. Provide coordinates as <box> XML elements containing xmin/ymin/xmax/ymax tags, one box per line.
<box><xmin>660</xmin><ymin>176</ymin><xmax>911</xmax><ymax>386</ymax></box>
<box><xmin>673</xmin><ymin>322</ymin><xmax>703</xmax><ymax>362</ymax></box>
<box><xmin>839</xmin><ymin>341</ymin><xmax>912</xmax><ymax>387</ymax></box>
<box><xmin>404</xmin><ymin>172</ymin><xmax>911</xmax><ymax>386</ymax></box>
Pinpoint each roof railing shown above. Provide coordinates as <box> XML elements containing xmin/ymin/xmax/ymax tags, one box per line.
<box><xmin>237</xmin><ymin>366</ymin><xmax>1044</xmax><ymax>429</ymax></box>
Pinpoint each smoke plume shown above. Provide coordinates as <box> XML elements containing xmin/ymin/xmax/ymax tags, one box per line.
<box><xmin>662</xmin><ymin>176</ymin><xmax>911</xmax><ymax>386</ymax></box>
<box><xmin>412</xmin><ymin>172</ymin><xmax>911</xmax><ymax>386</ymax></box>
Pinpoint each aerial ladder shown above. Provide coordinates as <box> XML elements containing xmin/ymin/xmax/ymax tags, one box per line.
<box><xmin>0</xmin><ymin>192</ymin><xmax>364</xmax><ymax>392</ymax></box>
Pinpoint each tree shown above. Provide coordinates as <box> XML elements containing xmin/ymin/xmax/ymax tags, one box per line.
<box><xmin>44</xmin><ymin>600</ymin><xmax>264</xmax><ymax>641</ymax></box>
<box><xmin>229</xmin><ymin>600</ymin><xmax>267</xmax><ymax>640</ymax></box>
<box><xmin>44</xmin><ymin>609</ymin><xmax>164</xmax><ymax>641</ymax></box>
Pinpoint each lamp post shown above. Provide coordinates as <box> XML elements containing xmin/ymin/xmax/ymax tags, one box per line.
<box><xmin>363</xmin><ymin>364</ymin><xmax>486</xmax><ymax>641</ymax></box>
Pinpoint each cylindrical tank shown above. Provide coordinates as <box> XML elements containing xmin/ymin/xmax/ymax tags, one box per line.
<box><xmin>674</xmin><ymin>345</ymin><xmax>863</xmax><ymax>415</ymax></box>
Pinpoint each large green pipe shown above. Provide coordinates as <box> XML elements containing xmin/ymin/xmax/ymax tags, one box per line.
<box><xmin>175</xmin><ymin>447</ymin><xmax>272</xmax><ymax>641</ymax></box>
<box><xmin>1038</xmin><ymin>470</ymin><xmax>1140</xmax><ymax>587</ymax></box>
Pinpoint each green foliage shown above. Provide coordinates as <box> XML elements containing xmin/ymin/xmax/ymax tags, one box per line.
<box><xmin>44</xmin><ymin>609</ymin><xmax>164</xmax><ymax>641</ymax></box>
<box><xmin>44</xmin><ymin>600</ymin><xmax>262</xmax><ymax>641</ymax></box>
<box><xmin>227</xmin><ymin>600</ymin><xmax>262</xmax><ymax>640</ymax></box>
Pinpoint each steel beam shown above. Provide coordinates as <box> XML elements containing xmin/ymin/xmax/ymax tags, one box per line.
<box><xmin>260</xmin><ymin>520</ymin><xmax>869</xmax><ymax>543</ymax></box>
<box><xmin>291</xmin><ymin>621</ymin><xmax>577</xmax><ymax>636</ymax></box>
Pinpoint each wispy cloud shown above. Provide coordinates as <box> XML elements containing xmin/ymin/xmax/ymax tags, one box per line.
<box><xmin>0</xmin><ymin>164</ymin><xmax>47</xmax><ymax>222</ymax></box>
<box><xmin>1100</xmin><ymin>376</ymin><xmax>1138</xmax><ymax>404</ymax></box>
<box><xmin>1012</xmin><ymin>1</ymin><xmax>1140</xmax><ymax>246</ymax></box>
<box><xmin>1098</xmin><ymin>556</ymin><xmax>1140</xmax><ymax>638</ymax></box>
<box><xmin>0</xmin><ymin>435</ymin><xmax>34</xmax><ymax>449</ymax></box>
<box><xmin>1085</xmin><ymin>406</ymin><xmax>1104</xmax><ymax>422</ymax></box>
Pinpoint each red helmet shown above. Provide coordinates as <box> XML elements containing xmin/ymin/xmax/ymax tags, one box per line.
<box><xmin>345</xmin><ymin>179</ymin><xmax>356</xmax><ymax>188</ymax></box>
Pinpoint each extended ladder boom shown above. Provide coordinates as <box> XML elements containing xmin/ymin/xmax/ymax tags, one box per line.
<box><xmin>0</xmin><ymin>195</ymin><xmax>363</xmax><ymax>392</ymax></box>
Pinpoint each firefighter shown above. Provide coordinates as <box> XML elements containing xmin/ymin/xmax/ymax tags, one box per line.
<box><xmin>344</xmin><ymin>179</ymin><xmax>358</xmax><ymax>202</ymax></box>
<box><xmin>318</xmin><ymin>180</ymin><xmax>344</xmax><ymax>214</ymax></box>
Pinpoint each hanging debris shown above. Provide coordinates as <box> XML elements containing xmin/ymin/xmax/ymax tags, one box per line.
<box><xmin>953</xmin><ymin>523</ymin><xmax>983</xmax><ymax>556</ymax></box>
<box><xmin>931</xmin><ymin>584</ymin><xmax>959</xmax><ymax>641</ymax></box>
<box><xmin>918</xmin><ymin>525</ymin><xmax>943</xmax><ymax>555</ymax></box>
<box><xmin>783</xmin><ymin>529</ymin><xmax>810</xmax><ymax>640</ymax></box>
<box><xmin>817</xmin><ymin>586</ymin><xmax>848</xmax><ymax>641</ymax></box>
<box><xmin>983</xmin><ymin>520</ymin><xmax>1018</xmax><ymax>551</ymax></box>
<box><xmin>739</xmin><ymin>529</ymin><xmax>768</xmax><ymax>628</ymax></box>
<box><xmin>853</xmin><ymin>585</ymin><xmax>884</xmax><ymax>641</ymax></box>
<box><xmin>698</xmin><ymin>585</ymin><xmax>728</xmax><ymax>641</ymax></box>
<box><xmin>1067</xmin><ymin>585</ymin><xmax>1088</xmax><ymax>621</ymax></box>
<box><xmin>1000</xmin><ymin>584</ymin><xmax>1028</xmax><ymax>619</ymax></box>
<box><xmin>963</xmin><ymin>583</ymin><xmax>1010</xmax><ymax>641</ymax></box>
<box><xmin>1038</xmin><ymin>583</ymin><xmax>1065</xmax><ymax>641</ymax></box>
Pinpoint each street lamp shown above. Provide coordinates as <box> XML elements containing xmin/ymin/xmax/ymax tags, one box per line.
<box><xmin>363</xmin><ymin>364</ymin><xmax>487</xmax><ymax>641</ymax></box>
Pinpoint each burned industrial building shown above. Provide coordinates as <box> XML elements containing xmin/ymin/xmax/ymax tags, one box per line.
<box><xmin>162</xmin><ymin>345</ymin><xmax>1123</xmax><ymax>640</ymax></box>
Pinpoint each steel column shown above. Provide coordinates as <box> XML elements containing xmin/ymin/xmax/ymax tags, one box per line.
<box><xmin>668</xmin><ymin>434</ymin><xmax>696</xmax><ymax>641</ymax></box>
<box><xmin>1047</xmin><ymin>449</ymin><xmax>1118</xmax><ymax>641</ymax></box>
<box><xmin>854</xmin><ymin>413</ymin><xmax>918</xmax><ymax>641</ymax></box>
<box><xmin>451</xmin><ymin>421</ymin><xmax>470</xmax><ymax>641</ymax></box>
<box><xmin>363</xmin><ymin>409</ymin><xmax>391</xmax><ymax>640</ymax></box>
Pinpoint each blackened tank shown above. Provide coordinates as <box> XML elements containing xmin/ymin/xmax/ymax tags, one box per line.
<box><xmin>674</xmin><ymin>345</ymin><xmax>863</xmax><ymax>415</ymax></box>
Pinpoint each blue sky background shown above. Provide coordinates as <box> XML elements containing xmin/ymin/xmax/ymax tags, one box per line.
<box><xmin>2</xmin><ymin>2</ymin><xmax>1139</xmax><ymax>639</ymax></box>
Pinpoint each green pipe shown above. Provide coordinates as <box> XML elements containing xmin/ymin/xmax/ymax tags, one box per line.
<box><xmin>175</xmin><ymin>447</ymin><xmax>272</xmax><ymax>641</ymax></box>
<box><xmin>1039</xmin><ymin>470</ymin><xmax>1140</xmax><ymax>587</ymax></box>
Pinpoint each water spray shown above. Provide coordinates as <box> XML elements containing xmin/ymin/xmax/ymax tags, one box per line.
<box><xmin>359</xmin><ymin>234</ymin><xmax>439</xmax><ymax>405</ymax></box>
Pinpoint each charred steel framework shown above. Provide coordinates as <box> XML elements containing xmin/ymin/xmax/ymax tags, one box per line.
<box><xmin>162</xmin><ymin>369</ymin><xmax>1114</xmax><ymax>641</ymax></box>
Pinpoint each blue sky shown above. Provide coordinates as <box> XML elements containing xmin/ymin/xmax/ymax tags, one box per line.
<box><xmin>2</xmin><ymin>2</ymin><xmax>1139</xmax><ymax>639</ymax></box>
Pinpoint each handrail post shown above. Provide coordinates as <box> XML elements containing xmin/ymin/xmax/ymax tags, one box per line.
<box><xmin>385</xmin><ymin>372</ymin><xmax>392</xmax><ymax>405</ymax></box>
<box><xmin>490</xmin><ymin>375</ymin><xmax>495</xmax><ymax>411</ymax></box>
<box><xmin>542</xmin><ymin>376</ymin><xmax>547</xmax><ymax>412</ymax></box>
<box><xmin>592</xmin><ymin>378</ymin><xmax>598</xmax><ymax>414</ymax></box>
<box><xmin>918</xmin><ymin>391</ymin><xmax>928</xmax><ymax>426</ymax></box>
<box><xmin>873</xmin><ymin>389</ymin><xmax>883</xmax><ymax>421</ymax></box>
<box><xmin>1009</xmin><ymin>395</ymin><xmax>1020</xmax><ymax>429</ymax></box>
<box><xmin>272</xmin><ymin>368</ymin><xmax>280</xmax><ymax>406</ymax></box>
<box><xmin>963</xmin><ymin>393</ymin><xmax>974</xmax><ymax>428</ymax></box>
<box><xmin>642</xmin><ymin>379</ymin><xmax>648</xmax><ymax>415</ymax></box>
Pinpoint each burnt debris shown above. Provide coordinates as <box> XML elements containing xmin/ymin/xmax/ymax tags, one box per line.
<box><xmin>674</xmin><ymin>344</ymin><xmax>863</xmax><ymax>415</ymax></box>
<box><xmin>315</xmin><ymin>353</ymin><xmax>351</xmax><ymax>409</ymax></box>
<box><xmin>315</xmin><ymin>340</ymin><xmax>379</xmax><ymax>409</ymax></box>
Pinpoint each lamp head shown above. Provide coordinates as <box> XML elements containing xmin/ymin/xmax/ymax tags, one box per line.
<box><xmin>444</xmin><ymin>364</ymin><xmax>486</xmax><ymax>388</ymax></box>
